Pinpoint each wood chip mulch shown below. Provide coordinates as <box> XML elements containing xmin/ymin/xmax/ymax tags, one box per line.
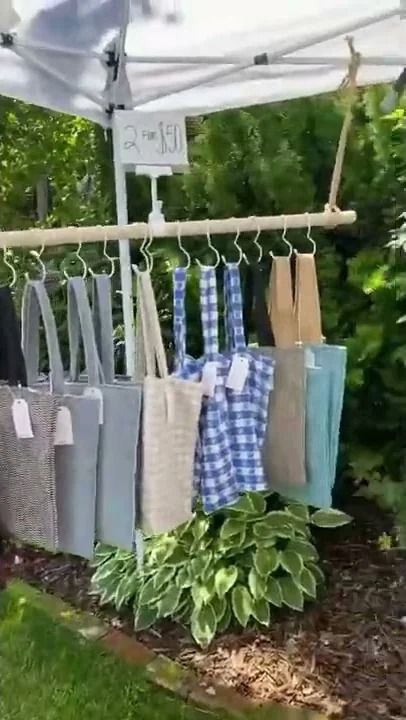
<box><xmin>1</xmin><ymin>498</ymin><xmax>405</xmax><ymax>720</ymax></box>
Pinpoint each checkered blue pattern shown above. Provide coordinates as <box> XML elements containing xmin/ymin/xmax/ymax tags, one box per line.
<box><xmin>172</xmin><ymin>264</ymin><xmax>274</xmax><ymax>512</ymax></box>
<box><xmin>223</xmin><ymin>264</ymin><xmax>274</xmax><ymax>493</ymax></box>
<box><xmin>172</xmin><ymin>267</ymin><xmax>239</xmax><ymax>511</ymax></box>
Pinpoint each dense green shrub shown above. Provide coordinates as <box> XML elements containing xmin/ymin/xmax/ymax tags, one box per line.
<box><xmin>91</xmin><ymin>494</ymin><xmax>350</xmax><ymax>647</ymax></box>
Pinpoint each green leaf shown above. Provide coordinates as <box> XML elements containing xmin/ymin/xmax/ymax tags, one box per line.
<box><xmin>214</xmin><ymin>566</ymin><xmax>238</xmax><ymax>599</ymax></box>
<box><xmin>220</xmin><ymin>518</ymin><xmax>246</xmax><ymax>540</ymax></box>
<box><xmin>216</xmin><ymin>602</ymin><xmax>232</xmax><ymax>634</ymax></box>
<box><xmin>229</xmin><ymin>494</ymin><xmax>260</xmax><ymax>515</ymax></box>
<box><xmin>279</xmin><ymin>550</ymin><xmax>304</xmax><ymax>577</ymax></box>
<box><xmin>154</xmin><ymin>565</ymin><xmax>176</xmax><ymax>589</ymax></box>
<box><xmin>138</xmin><ymin>577</ymin><xmax>158</xmax><ymax>606</ymax></box>
<box><xmin>134</xmin><ymin>603</ymin><xmax>159</xmax><ymax>632</ymax></box>
<box><xmin>310</xmin><ymin>509</ymin><xmax>352</xmax><ymax>528</ymax></box>
<box><xmin>176</xmin><ymin>566</ymin><xmax>193</xmax><ymax>589</ymax></box>
<box><xmin>298</xmin><ymin>567</ymin><xmax>317</xmax><ymax>598</ymax></box>
<box><xmin>264</xmin><ymin>577</ymin><xmax>283</xmax><ymax>607</ymax></box>
<box><xmin>165</xmin><ymin>546</ymin><xmax>189</xmax><ymax>566</ymax></box>
<box><xmin>191</xmin><ymin>581</ymin><xmax>214</xmax><ymax>610</ymax></box>
<box><xmin>211</xmin><ymin>595</ymin><xmax>227</xmax><ymax>622</ymax></box>
<box><xmin>248</xmin><ymin>567</ymin><xmax>266</xmax><ymax>600</ymax></box>
<box><xmin>115</xmin><ymin>571</ymin><xmax>138</xmax><ymax>610</ymax></box>
<box><xmin>191</xmin><ymin>604</ymin><xmax>217</xmax><ymax>648</ymax></box>
<box><xmin>287</xmin><ymin>539</ymin><xmax>319</xmax><ymax>561</ymax></box>
<box><xmin>253</xmin><ymin>521</ymin><xmax>276</xmax><ymax>540</ymax></box>
<box><xmin>91</xmin><ymin>557</ymin><xmax>120</xmax><ymax>584</ymax></box>
<box><xmin>251</xmin><ymin>598</ymin><xmax>271</xmax><ymax>627</ymax></box>
<box><xmin>286</xmin><ymin>504</ymin><xmax>310</xmax><ymax>522</ymax></box>
<box><xmin>192</xmin><ymin>517</ymin><xmax>210</xmax><ymax>542</ymax></box>
<box><xmin>231</xmin><ymin>585</ymin><xmax>253</xmax><ymax>628</ymax></box>
<box><xmin>279</xmin><ymin>577</ymin><xmax>304</xmax><ymax>611</ymax></box>
<box><xmin>191</xmin><ymin>552</ymin><xmax>212</xmax><ymax>578</ymax></box>
<box><xmin>244</xmin><ymin>492</ymin><xmax>267</xmax><ymax>514</ymax></box>
<box><xmin>306</xmin><ymin>562</ymin><xmax>325</xmax><ymax>585</ymax></box>
<box><xmin>254</xmin><ymin>547</ymin><xmax>279</xmax><ymax>576</ymax></box>
<box><xmin>157</xmin><ymin>585</ymin><xmax>183</xmax><ymax>618</ymax></box>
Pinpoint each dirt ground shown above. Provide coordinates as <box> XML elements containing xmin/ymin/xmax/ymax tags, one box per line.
<box><xmin>1</xmin><ymin>498</ymin><xmax>405</xmax><ymax>720</ymax></box>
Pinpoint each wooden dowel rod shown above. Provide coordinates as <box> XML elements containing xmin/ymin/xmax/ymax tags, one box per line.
<box><xmin>0</xmin><ymin>210</ymin><xmax>356</xmax><ymax>249</ymax></box>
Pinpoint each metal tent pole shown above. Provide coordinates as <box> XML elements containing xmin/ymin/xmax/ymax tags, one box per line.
<box><xmin>112</xmin><ymin>0</ymin><xmax>136</xmax><ymax>379</ymax></box>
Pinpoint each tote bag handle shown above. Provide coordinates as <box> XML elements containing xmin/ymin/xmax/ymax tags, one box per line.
<box><xmin>135</xmin><ymin>270</ymin><xmax>168</xmax><ymax>381</ymax></box>
<box><xmin>92</xmin><ymin>274</ymin><xmax>115</xmax><ymax>384</ymax></box>
<box><xmin>294</xmin><ymin>253</ymin><xmax>323</xmax><ymax>344</ymax></box>
<box><xmin>67</xmin><ymin>277</ymin><xmax>102</xmax><ymax>387</ymax></box>
<box><xmin>21</xmin><ymin>280</ymin><xmax>66</xmax><ymax>395</ymax></box>
<box><xmin>268</xmin><ymin>256</ymin><xmax>297</xmax><ymax>348</ymax></box>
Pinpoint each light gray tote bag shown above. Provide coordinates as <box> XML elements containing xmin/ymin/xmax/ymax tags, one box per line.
<box><xmin>22</xmin><ymin>280</ymin><xmax>100</xmax><ymax>559</ymax></box>
<box><xmin>135</xmin><ymin>269</ymin><xmax>203</xmax><ymax>535</ymax></box>
<box><xmin>68</xmin><ymin>276</ymin><xmax>141</xmax><ymax>550</ymax></box>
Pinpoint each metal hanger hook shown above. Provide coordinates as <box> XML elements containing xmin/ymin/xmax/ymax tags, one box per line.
<box><xmin>176</xmin><ymin>221</ymin><xmax>191</xmax><ymax>270</ymax></box>
<box><xmin>270</xmin><ymin>215</ymin><xmax>293</xmax><ymax>260</ymax></box>
<box><xmin>253</xmin><ymin>219</ymin><xmax>263</xmax><ymax>264</ymax></box>
<box><xmin>221</xmin><ymin>222</ymin><xmax>243</xmax><ymax>266</ymax></box>
<box><xmin>63</xmin><ymin>240</ymin><xmax>87</xmax><ymax>281</ymax></box>
<box><xmin>4</xmin><ymin>247</ymin><xmax>17</xmax><ymax>288</ymax></box>
<box><xmin>140</xmin><ymin>228</ymin><xmax>154</xmax><ymax>272</ymax></box>
<box><xmin>196</xmin><ymin>220</ymin><xmax>220</xmax><ymax>268</ymax></box>
<box><xmin>25</xmin><ymin>243</ymin><xmax>46</xmax><ymax>282</ymax></box>
<box><xmin>305</xmin><ymin>212</ymin><xmax>317</xmax><ymax>256</ymax></box>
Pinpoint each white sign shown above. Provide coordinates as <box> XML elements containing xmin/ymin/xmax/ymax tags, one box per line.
<box><xmin>114</xmin><ymin>111</ymin><xmax>188</xmax><ymax>168</ymax></box>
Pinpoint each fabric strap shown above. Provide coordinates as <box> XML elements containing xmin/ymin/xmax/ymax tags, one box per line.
<box><xmin>199</xmin><ymin>266</ymin><xmax>219</xmax><ymax>359</ymax></box>
<box><xmin>243</xmin><ymin>264</ymin><xmax>274</xmax><ymax>347</ymax></box>
<box><xmin>0</xmin><ymin>286</ymin><xmax>27</xmax><ymax>386</ymax></box>
<box><xmin>92</xmin><ymin>274</ymin><xmax>116</xmax><ymax>384</ymax></box>
<box><xmin>294</xmin><ymin>253</ymin><xmax>323</xmax><ymax>343</ymax></box>
<box><xmin>223</xmin><ymin>263</ymin><xmax>246</xmax><ymax>352</ymax></box>
<box><xmin>67</xmin><ymin>277</ymin><xmax>101</xmax><ymax>386</ymax></box>
<box><xmin>268</xmin><ymin>256</ymin><xmax>297</xmax><ymax>348</ymax></box>
<box><xmin>21</xmin><ymin>280</ymin><xmax>65</xmax><ymax>395</ymax></box>
<box><xmin>135</xmin><ymin>269</ymin><xmax>169</xmax><ymax>381</ymax></box>
<box><xmin>173</xmin><ymin>267</ymin><xmax>187</xmax><ymax>368</ymax></box>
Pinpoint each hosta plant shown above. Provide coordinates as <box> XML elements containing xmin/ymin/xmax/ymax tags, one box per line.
<box><xmin>90</xmin><ymin>492</ymin><xmax>351</xmax><ymax>648</ymax></box>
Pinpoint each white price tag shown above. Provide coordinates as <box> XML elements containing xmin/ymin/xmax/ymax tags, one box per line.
<box><xmin>12</xmin><ymin>399</ymin><xmax>34</xmax><ymax>439</ymax></box>
<box><xmin>226</xmin><ymin>355</ymin><xmax>249</xmax><ymax>393</ymax></box>
<box><xmin>83</xmin><ymin>387</ymin><xmax>104</xmax><ymax>424</ymax></box>
<box><xmin>201</xmin><ymin>361</ymin><xmax>217</xmax><ymax>398</ymax></box>
<box><xmin>114</xmin><ymin>111</ymin><xmax>188</xmax><ymax>167</ymax></box>
<box><xmin>54</xmin><ymin>406</ymin><xmax>74</xmax><ymax>446</ymax></box>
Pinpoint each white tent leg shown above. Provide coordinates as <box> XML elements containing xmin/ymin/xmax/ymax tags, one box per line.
<box><xmin>112</xmin><ymin>122</ymin><xmax>135</xmax><ymax>379</ymax></box>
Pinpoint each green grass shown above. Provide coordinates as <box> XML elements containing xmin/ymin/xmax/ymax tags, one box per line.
<box><xmin>0</xmin><ymin>587</ymin><xmax>220</xmax><ymax>720</ymax></box>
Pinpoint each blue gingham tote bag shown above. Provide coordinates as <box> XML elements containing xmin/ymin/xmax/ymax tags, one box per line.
<box><xmin>172</xmin><ymin>266</ymin><xmax>239</xmax><ymax>512</ymax></box>
<box><xmin>223</xmin><ymin>263</ymin><xmax>275</xmax><ymax>493</ymax></box>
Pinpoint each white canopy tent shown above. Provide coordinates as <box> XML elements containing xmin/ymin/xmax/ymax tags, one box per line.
<box><xmin>0</xmin><ymin>0</ymin><xmax>404</xmax><ymax>374</ymax></box>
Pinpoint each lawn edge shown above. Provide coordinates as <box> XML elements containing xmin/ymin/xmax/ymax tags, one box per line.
<box><xmin>5</xmin><ymin>579</ymin><xmax>326</xmax><ymax>720</ymax></box>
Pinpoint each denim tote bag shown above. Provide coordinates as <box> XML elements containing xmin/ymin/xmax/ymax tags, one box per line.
<box><xmin>22</xmin><ymin>280</ymin><xmax>100</xmax><ymax>558</ymax></box>
<box><xmin>68</xmin><ymin>276</ymin><xmax>142</xmax><ymax>550</ymax></box>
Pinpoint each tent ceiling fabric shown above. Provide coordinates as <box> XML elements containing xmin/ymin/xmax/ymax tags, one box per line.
<box><xmin>0</xmin><ymin>0</ymin><xmax>404</xmax><ymax>125</ymax></box>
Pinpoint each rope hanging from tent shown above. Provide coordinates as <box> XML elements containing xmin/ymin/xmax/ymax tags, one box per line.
<box><xmin>326</xmin><ymin>36</ymin><xmax>361</xmax><ymax>212</ymax></box>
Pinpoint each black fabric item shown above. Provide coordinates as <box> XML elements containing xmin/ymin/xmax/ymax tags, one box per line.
<box><xmin>0</xmin><ymin>287</ymin><xmax>27</xmax><ymax>386</ymax></box>
<box><xmin>242</xmin><ymin>263</ymin><xmax>274</xmax><ymax>347</ymax></box>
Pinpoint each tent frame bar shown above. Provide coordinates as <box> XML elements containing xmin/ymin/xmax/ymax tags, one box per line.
<box><xmin>0</xmin><ymin>210</ymin><xmax>356</xmax><ymax>248</ymax></box>
<box><xmin>129</xmin><ymin>6</ymin><xmax>399</xmax><ymax>109</ymax></box>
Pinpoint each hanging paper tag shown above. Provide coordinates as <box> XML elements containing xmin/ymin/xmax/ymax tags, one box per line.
<box><xmin>54</xmin><ymin>406</ymin><xmax>74</xmax><ymax>446</ymax></box>
<box><xmin>83</xmin><ymin>387</ymin><xmax>104</xmax><ymax>424</ymax></box>
<box><xmin>12</xmin><ymin>398</ymin><xmax>34</xmax><ymax>439</ymax></box>
<box><xmin>305</xmin><ymin>348</ymin><xmax>316</xmax><ymax>369</ymax></box>
<box><xmin>226</xmin><ymin>355</ymin><xmax>249</xmax><ymax>393</ymax></box>
<box><xmin>201</xmin><ymin>361</ymin><xmax>217</xmax><ymax>397</ymax></box>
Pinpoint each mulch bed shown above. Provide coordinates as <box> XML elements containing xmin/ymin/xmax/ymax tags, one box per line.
<box><xmin>1</xmin><ymin>498</ymin><xmax>406</xmax><ymax>720</ymax></box>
